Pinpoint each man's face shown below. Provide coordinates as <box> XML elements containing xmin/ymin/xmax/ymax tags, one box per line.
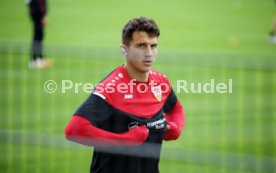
<box><xmin>124</xmin><ymin>31</ymin><xmax>158</xmax><ymax>73</ymax></box>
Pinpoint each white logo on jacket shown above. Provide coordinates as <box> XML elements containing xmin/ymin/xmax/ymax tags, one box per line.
<box><xmin>124</xmin><ymin>94</ymin><xmax>133</xmax><ymax>99</ymax></box>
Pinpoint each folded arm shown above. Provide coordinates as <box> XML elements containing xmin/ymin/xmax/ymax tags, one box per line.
<box><xmin>163</xmin><ymin>100</ymin><xmax>185</xmax><ymax>141</ymax></box>
<box><xmin>65</xmin><ymin>115</ymin><xmax>149</xmax><ymax>147</ymax></box>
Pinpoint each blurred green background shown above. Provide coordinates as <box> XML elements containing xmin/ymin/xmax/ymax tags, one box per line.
<box><xmin>0</xmin><ymin>0</ymin><xmax>275</xmax><ymax>172</ymax></box>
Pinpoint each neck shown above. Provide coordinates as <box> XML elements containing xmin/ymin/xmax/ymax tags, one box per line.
<box><xmin>124</xmin><ymin>64</ymin><xmax>149</xmax><ymax>82</ymax></box>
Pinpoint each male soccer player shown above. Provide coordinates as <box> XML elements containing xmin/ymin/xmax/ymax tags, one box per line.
<box><xmin>268</xmin><ymin>0</ymin><xmax>276</xmax><ymax>44</ymax></box>
<box><xmin>27</xmin><ymin>0</ymin><xmax>52</xmax><ymax>68</ymax></box>
<box><xmin>65</xmin><ymin>17</ymin><xmax>185</xmax><ymax>173</ymax></box>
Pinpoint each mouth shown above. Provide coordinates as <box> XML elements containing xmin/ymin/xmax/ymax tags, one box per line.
<box><xmin>143</xmin><ymin>60</ymin><xmax>153</xmax><ymax>65</ymax></box>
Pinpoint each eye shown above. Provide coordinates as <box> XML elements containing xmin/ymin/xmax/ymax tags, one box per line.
<box><xmin>137</xmin><ymin>43</ymin><xmax>146</xmax><ymax>48</ymax></box>
<box><xmin>151</xmin><ymin>44</ymin><xmax>158</xmax><ymax>49</ymax></box>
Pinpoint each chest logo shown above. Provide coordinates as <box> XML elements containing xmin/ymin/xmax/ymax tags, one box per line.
<box><xmin>124</xmin><ymin>94</ymin><xmax>133</xmax><ymax>99</ymax></box>
<box><xmin>152</xmin><ymin>85</ymin><xmax>162</xmax><ymax>102</ymax></box>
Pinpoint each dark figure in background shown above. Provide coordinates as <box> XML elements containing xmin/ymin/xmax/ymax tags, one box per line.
<box><xmin>268</xmin><ymin>17</ymin><xmax>276</xmax><ymax>44</ymax></box>
<box><xmin>268</xmin><ymin>0</ymin><xmax>276</xmax><ymax>44</ymax></box>
<box><xmin>27</xmin><ymin>0</ymin><xmax>52</xmax><ymax>68</ymax></box>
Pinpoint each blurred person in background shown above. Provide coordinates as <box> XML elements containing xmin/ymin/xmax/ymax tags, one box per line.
<box><xmin>268</xmin><ymin>0</ymin><xmax>276</xmax><ymax>44</ymax></box>
<box><xmin>26</xmin><ymin>0</ymin><xmax>52</xmax><ymax>68</ymax></box>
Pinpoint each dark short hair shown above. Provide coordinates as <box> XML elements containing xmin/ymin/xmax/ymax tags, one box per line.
<box><xmin>122</xmin><ymin>17</ymin><xmax>160</xmax><ymax>45</ymax></box>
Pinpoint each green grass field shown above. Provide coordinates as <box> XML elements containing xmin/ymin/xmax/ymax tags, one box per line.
<box><xmin>0</xmin><ymin>0</ymin><xmax>276</xmax><ymax>172</ymax></box>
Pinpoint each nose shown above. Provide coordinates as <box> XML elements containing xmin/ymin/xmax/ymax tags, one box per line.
<box><xmin>144</xmin><ymin>45</ymin><xmax>153</xmax><ymax>58</ymax></box>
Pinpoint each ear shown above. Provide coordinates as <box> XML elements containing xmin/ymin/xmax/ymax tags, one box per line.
<box><xmin>120</xmin><ymin>45</ymin><xmax>127</xmax><ymax>56</ymax></box>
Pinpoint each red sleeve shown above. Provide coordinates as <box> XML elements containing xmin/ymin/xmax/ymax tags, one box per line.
<box><xmin>65</xmin><ymin>115</ymin><xmax>149</xmax><ymax>147</ymax></box>
<box><xmin>163</xmin><ymin>100</ymin><xmax>185</xmax><ymax>141</ymax></box>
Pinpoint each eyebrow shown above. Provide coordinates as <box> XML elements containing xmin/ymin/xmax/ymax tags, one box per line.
<box><xmin>135</xmin><ymin>42</ymin><xmax>158</xmax><ymax>46</ymax></box>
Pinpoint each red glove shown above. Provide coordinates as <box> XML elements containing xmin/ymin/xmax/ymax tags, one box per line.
<box><xmin>65</xmin><ymin>115</ymin><xmax>149</xmax><ymax>147</ymax></box>
<box><xmin>163</xmin><ymin>100</ymin><xmax>185</xmax><ymax>141</ymax></box>
<box><xmin>123</xmin><ymin>125</ymin><xmax>149</xmax><ymax>146</ymax></box>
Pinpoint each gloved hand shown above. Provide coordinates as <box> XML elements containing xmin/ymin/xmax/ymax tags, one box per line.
<box><xmin>122</xmin><ymin>125</ymin><xmax>149</xmax><ymax>146</ymax></box>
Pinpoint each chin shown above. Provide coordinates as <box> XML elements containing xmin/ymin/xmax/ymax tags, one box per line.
<box><xmin>136</xmin><ymin>67</ymin><xmax>150</xmax><ymax>73</ymax></box>
<box><xmin>141</xmin><ymin>67</ymin><xmax>152</xmax><ymax>73</ymax></box>
<box><xmin>134</xmin><ymin>64</ymin><xmax>153</xmax><ymax>73</ymax></box>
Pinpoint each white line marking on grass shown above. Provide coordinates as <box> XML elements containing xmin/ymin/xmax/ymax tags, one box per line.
<box><xmin>0</xmin><ymin>129</ymin><xmax>275</xmax><ymax>172</ymax></box>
